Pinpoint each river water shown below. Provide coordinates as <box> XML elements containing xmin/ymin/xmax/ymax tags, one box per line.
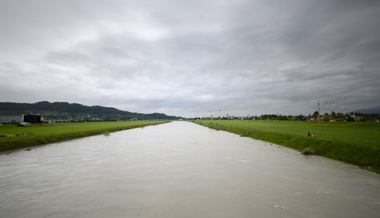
<box><xmin>0</xmin><ymin>121</ymin><xmax>379</xmax><ymax>217</ymax></box>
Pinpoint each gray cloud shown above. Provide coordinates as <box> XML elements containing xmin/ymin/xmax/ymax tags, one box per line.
<box><xmin>1</xmin><ymin>0</ymin><xmax>380</xmax><ymax>117</ymax></box>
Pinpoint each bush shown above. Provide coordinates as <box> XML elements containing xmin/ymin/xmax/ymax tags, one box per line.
<box><xmin>301</xmin><ymin>148</ymin><xmax>315</xmax><ymax>155</ymax></box>
<box><xmin>10</xmin><ymin>120</ymin><xmax>20</xmax><ymax>125</ymax></box>
<box><xmin>347</xmin><ymin>116</ymin><xmax>355</xmax><ymax>122</ymax></box>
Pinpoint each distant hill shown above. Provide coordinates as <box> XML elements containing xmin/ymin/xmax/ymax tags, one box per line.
<box><xmin>353</xmin><ymin>106</ymin><xmax>380</xmax><ymax>114</ymax></box>
<box><xmin>0</xmin><ymin>101</ymin><xmax>182</xmax><ymax>121</ymax></box>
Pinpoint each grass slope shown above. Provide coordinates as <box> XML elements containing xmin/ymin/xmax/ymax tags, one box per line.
<box><xmin>193</xmin><ymin>120</ymin><xmax>380</xmax><ymax>173</ymax></box>
<box><xmin>0</xmin><ymin>121</ymin><xmax>169</xmax><ymax>152</ymax></box>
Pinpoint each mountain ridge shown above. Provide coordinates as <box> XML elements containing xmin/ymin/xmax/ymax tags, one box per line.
<box><xmin>352</xmin><ymin>106</ymin><xmax>380</xmax><ymax>114</ymax></box>
<box><xmin>0</xmin><ymin>101</ymin><xmax>182</xmax><ymax>121</ymax></box>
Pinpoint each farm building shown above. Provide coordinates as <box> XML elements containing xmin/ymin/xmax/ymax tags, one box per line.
<box><xmin>0</xmin><ymin>114</ymin><xmax>41</xmax><ymax>124</ymax></box>
<box><xmin>23</xmin><ymin>114</ymin><xmax>41</xmax><ymax>124</ymax></box>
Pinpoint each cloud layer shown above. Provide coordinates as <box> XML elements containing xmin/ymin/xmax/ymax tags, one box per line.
<box><xmin>1</xmin><ymin>0</ymin><xmax>380</xmax><ymax>117</ymax></box>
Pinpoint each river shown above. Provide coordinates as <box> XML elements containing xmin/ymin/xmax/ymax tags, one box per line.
<box><xmin>0</xmin><ymin>121</ymin><xmax>379</xmax><ymax>217</ymax></box>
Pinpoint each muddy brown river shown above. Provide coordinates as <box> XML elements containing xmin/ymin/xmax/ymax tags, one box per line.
<box><xmin>0</xmin><ymin>121</ymin><xmax>379</xmax><ymax>217</ymax></box>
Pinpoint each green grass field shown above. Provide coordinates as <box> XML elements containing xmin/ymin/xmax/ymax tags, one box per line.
<box><xmin>0</xmin><ymin>121</ymin><xmax>169</xmax><ymax>152</ymax></box>
<box><xmin>0</xmin><ymin>121</ymin><xmax>165</xmax><ymax>136</ymax></box>
<box><xmin>193</xmin><ymin>120</ymin><xmax>380</xmax><ymax>173</ymax></box>
<box><xmin>197</xmin><ymin>120</ymin><xmax>380</xmax><ymax>146</ymax></box>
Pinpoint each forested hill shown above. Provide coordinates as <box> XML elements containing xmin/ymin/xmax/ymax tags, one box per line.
<box><xmin>0</xmin><ymin>101</ymin><xmax>182</xmax><ymax>121</ymax></box>
<box><xmin>353</xmin><ymin>106</ymin><xmax>380</xmax><ymax>114</ymax></box>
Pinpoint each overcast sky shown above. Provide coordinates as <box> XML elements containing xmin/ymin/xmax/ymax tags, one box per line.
<box><xmin>1</xmin><ymin>0</ymin><xmax>379</xmax><ymax>118</ymax></box>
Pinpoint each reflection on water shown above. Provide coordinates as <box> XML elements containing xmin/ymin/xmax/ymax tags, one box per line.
<box><xmin>0</xmin><ymin>121</ymin><xmax>379</xmax><ymax>217</ymax></box>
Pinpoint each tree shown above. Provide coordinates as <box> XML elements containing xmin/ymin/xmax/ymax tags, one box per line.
<box><xmin>331</xmin><ymin>111</ymin><xmax>337</xmax><ymax>118</ymax></box>
<box><xmin>324</xmin><ymin>116</ymin><xmax>329</xmax><ymax>122</ymax></box>
<box><xmin>324</xmin><ymin>112</ymin><xmax>329</xmax><ymax>117</ymax></box>
<box><xmin>347</xmin><ymin>116</ymin><xmax>355</xmax><ymax>122</ymax></box>
<box><xmin>10</xmin><ymin>120</ymin><xmax>20</xmax><ymax>125</ymax></box>
<box><xmin>337</xmin><ymin>112</ymin><xmax>344</xmax><ymax>118</ymax></box>
<box><xmin>313</xmin><ymin>111</ymin><xmax>319</xmax><ymax>118</ymax></box>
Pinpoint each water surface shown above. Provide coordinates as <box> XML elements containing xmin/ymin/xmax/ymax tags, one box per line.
<box><xmin>1</xmin><ymin>121</ymin><xmax>379</xmax><ymax>217</ymax></box>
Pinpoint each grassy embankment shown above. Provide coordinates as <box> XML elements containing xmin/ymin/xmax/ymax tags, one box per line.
<box><xmin>0</xmin><ymin>121</ymin><xmax>169</xmax><ymax>152</ymax></box>
<box><xmin>193</xmin><ymin>120</ymin><xmax>380</xmax><ymax>173</ymax></box>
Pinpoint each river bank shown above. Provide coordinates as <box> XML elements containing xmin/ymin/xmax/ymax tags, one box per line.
<box><xmin>0</xmin><ymin>121</ymin><xmax>170</xmax><ymax>152</ymax></box>
<box><xmin>192</xmin><ymin>120</ymin><xmax>380</xmax><ymax>173</ymax></box>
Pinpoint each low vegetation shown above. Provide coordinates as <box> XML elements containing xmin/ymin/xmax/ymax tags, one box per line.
<box><xmin>0</xmin><ymin>121</ymin><xmax>169</xmax><ymax>152</ymax></box>
<box><xmin>193</xmin><ymin>120</ymin><xmax>380</xmax><ymax>173</ymax></box>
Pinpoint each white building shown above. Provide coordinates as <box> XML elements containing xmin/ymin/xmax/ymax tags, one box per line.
<box><xmin>0</xmin><ymin>116</ymin><xmax>23</xmax><ymax>123</ymax></box>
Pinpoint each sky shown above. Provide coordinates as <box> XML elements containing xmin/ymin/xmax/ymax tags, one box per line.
<box><xmin>1</xmin><ymin>0</ymin><xmax>380</xmax><ymax>118</ymax></box>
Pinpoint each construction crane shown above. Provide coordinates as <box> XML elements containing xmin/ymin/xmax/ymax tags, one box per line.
<box><xmin>208</xmin><ymin>109</ymin><xmax>222</xmax><ymax>120</ymax></box>
<box><xmin>317</xmin><ymin>100</ymin><xmax>338</xmax><ymax>121</ymax></box>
